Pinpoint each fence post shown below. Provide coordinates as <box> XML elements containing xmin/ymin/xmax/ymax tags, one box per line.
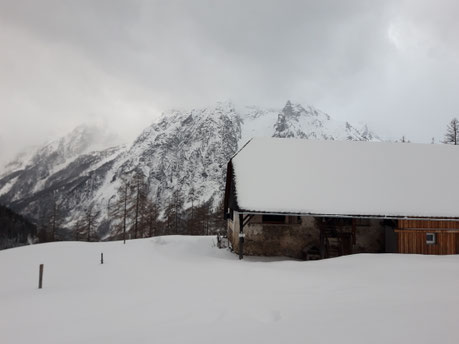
<box><xmin>38</xmin><ymin>264</ymin><xmax>44</xmax><ymax>289</ymax></box>
<box><xmin>101</xmin><ymin>253</ymin><xmax>104</xmax><ymax>264</ymax></box>
<box><xmin>239</xmin><ymin>214</ymin><xmax>244</xmax><ymax>260</ymax></box>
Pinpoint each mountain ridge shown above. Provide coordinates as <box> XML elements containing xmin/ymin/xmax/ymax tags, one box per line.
<box><xmin>0</xmin><ymin>101</ymin><xmax>380</xmax><ymax>239</ymax></box>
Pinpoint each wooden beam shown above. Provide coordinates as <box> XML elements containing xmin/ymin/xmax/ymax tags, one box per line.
<box><xmin>239</xmin><ymin>213</ymin><xmax>245</xmax><ymax>260</ymax></box>
<box><xmin>243</xmin><ymin>214</ymin><xmax>253</xmax><ymax>228</ymax></box>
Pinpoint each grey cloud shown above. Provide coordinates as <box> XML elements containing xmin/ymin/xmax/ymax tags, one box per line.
<box><xmin>0</xmin><ymin>0</ymin><xmax>459</xmax><ymax>165</ymax></box>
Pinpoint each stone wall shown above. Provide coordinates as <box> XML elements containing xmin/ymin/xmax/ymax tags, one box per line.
<box><xmin>228</xmin><ymin>212</ymin><xmax>387</xmax><ymax>259</ymax></box>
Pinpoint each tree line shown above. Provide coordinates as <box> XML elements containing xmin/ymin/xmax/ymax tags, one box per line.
<box><xmin>37</xmin><ymin>170</ymin><xmax>226</xmax><ymax>243</ymax></box>
<box><xmin>0</xmin><ymin>204</ymin><xmax>37</xmax><ymax>249</ymax></box>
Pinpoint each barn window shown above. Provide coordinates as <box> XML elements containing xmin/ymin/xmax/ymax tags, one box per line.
<box><xmin>426</xmin><ymin>233</ymin><xmax>436</xmax><ymax>245</ymax></box>
<box><xmin>262</xmin><ymin>215</ymin><xmax>286</xmax><ymax>224</ymax></box>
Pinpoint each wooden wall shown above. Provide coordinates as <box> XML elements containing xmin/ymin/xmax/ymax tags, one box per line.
<box><xmin>398</xmin><ymin>219</ymin><xmax>459</xmax><ymax>229</ymax></box>
<box><xmin>397</xmin><ymin>219</ymin><xmax>459</xmax><ymax>254</ymax></box>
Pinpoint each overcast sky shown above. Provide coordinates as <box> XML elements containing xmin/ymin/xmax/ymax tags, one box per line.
<box><xmin>1</xmin><ymin>0</ymin><xmax>459</xmax><ymax>166</ymax></box>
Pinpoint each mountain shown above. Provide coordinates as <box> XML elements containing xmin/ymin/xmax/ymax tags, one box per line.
<box><xmin>0</xmin><ymin>125</ymin><xmax>125</xmax><ymax>239</ymax></box>
<box><xmin>0</xmin><ymin>101</ymin><xmax>379</xmax><ymax>240</ymax></box>
<box><xmin>240</xmin><ymin>101</ymin><xmax>377</xmax><ymax>142</ymax></box>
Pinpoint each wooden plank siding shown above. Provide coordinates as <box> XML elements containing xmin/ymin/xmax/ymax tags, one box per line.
<box><xmin>396</xmin><ymin>220</ymin><xmax>459</xmax><ymax>254</ymax></box>
<box><xmin>398</xmin><ymin>219</ymin><xmax>459</xmax><ymax>229</ymax></box>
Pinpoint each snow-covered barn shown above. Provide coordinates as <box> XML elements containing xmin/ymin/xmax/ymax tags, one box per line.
<box><xmin>224</xmin><ymin>138</ymin><xmax>459</xmax><ymax>259</ymax></box>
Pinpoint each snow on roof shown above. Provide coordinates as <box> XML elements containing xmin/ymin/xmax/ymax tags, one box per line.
<box><xmin>231</xmin><ymin>138</ymin><xmax>459</xmax><ymax>218</ymax></box>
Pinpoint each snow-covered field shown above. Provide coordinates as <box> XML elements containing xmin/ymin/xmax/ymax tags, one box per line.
<box><xmin>1</xmin><ymin>236</ymin><xmax>458</xmax><ymax>344</ymax></box>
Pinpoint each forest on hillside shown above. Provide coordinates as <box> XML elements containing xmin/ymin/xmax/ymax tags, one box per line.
<box><xmin>0</xmin><ymin>204</ymin><xmax>37</xmax><ymax>249</ymax></box>
<box><xmin>35</xmin><ymin>170</ymin><xmax>226</xmax><ymax>245</ymax></box>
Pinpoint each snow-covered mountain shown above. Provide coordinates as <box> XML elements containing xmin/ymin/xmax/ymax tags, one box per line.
<box><xmin>0</xmin><ymin>125</ymin><xmax>121</xmax><ymax>178</ymax></box>
<box><xmin>0</xmin><ymin>101</ymin><xmax>379</xmax><ymax>238</ymax></box>
<box><xmin>240</xmin><ymin>101</ymin><xmax>377</xmax><ymax>142</ymax></box>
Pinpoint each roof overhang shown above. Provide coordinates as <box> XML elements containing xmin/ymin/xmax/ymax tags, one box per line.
<box><xmin>236</xmin><ymin>209</ymin><xmax>459</xmax><ymax>222</ymax></box>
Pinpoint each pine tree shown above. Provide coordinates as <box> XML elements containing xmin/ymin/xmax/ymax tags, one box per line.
<box><xmin>443</xmin><ymin>118</ymin><xmax>459</xmax><ymax>145</ymax></box>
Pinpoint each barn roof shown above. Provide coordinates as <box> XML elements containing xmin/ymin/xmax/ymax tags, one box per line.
<box><xmin>230</xmin><ymin>138</ymin><xmax>459</xmax><ymax>219</ymax></box>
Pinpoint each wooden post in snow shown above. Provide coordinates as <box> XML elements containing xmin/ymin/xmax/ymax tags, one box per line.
<box><xmin>239</xmin><ymin>213</ymin><xmax>244</xmax><ymax>260</ymax></box>
<box><xmin>101</xmin><ymin>253</ymin><xmax>104</xmax><ymax>264</ymax></box>
<box><xmin>320</xmin><ymin>228</ymin><xmax>325</xmax><ymax>259</ymax></box>
<box><xmin>351</xmin><ymin>218</ymin><xmax>357</xmax><ymax>253</ymax></box>
<box><xmin>38</xmin><ymin>264</ymin><xmax>44</xmax><ymax>289</ymax></box>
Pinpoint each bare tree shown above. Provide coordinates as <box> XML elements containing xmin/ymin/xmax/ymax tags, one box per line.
<box><xmin>399</xmin><ymin>136</ymin><xmax>410</xmax><ymax>143</ymax></box>
<box><xmin>187</xmin><ymin>188</ymin><xmax>198</xmax><ymax>235</ymax></box>
<box><xmin>143</xmin><ymin>197</ymin><xmax>159</xmax><ymax>237</ymax></box>
<box><xmin>110</xmin><ymin>177</ymin><xmax>132</xmax><ymax>244</ymax></box>
<box><xmin>37</xmin><ymin>193</ymin><xmax>61</xmax><ymax>242</ymax></box>
<box><xmin>73</xmin><ymin>218</ymin><xmax>84</xmax><ymax>241</ymax></box>
<box><xmin>164</xmin><ymin>200</ymin><xmax>176</xmax><ymax>235</ymax></box>
<box><xmin>48</xmin><ymin>192</ymin><xmax>61</xmax><ymax>241</ymax></box>
<box><xmin>164</xmin><ymin>200</ymin><xmax>173</xmax><ymax>234</ymax></box>
<box><xmin>37</xmin><ymin>208</ymin><xmax>50</xmax><ymax>243</ymax></box>
<box><xmin>129</xmin><ymin>171</ymin><xmax>148</xmax><ymax>239</ymax></box>
<box><xmin>163</xmin><ymin>189</ymin><xmax>184</xmax><ymax>235</ymax></box>
<box><xmin>195</xmin><ymin>198</ymin><xmax>212</xmax><ymax>235</ymax></box>
<box><xmin>443</xmin><ymin>118</ymin><xmax>459</xmax><ymax>145</ymax></box>
<box><xmin>173</xmin><ymin>189</ymin><xmax>184</xmax><ymax>234</ymax></box>
<box><xmin>83</xmin><ymin>204</ymin><xmax>99</xmax><ymax>242</ymax></box>
<box><xmin>211</xmin><ymin>197</ymin><xmax>226</xmax><ymax>234</ymax></box>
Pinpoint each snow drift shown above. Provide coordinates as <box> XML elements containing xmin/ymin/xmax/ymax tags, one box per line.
<box><xmin>1</xmin><ymin>237</ymin><xmax>458</xmax><ymax>344</ymax></box>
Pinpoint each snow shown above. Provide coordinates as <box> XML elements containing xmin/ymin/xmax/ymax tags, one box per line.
<box><xmin>239</xmin><ymin>106</ymin><xmax>280</xmax><ymax>145</ymax></box>
<box><xmin>1</xmin><ymin>236</ymin><xmax>459</xmax><ymax>344</ymax></box>
<box><xmin>232</xmin><ymin>138</ymin><xmax>459</xmax><ymax>218</ymax></box>
<box><xmin>0</xmin><ymin>176</ymin><xmax>18</xmax><ymax>196</ymax></box>
<box><xmin>0</xmin><ymin>148</ymin><xmax>37</xmax><ymax>177</ymax></box>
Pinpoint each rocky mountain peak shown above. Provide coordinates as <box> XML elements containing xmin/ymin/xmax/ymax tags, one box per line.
<box><xmin>281</xmin><ymin>100</ymin><xmax>300</xmax><ymax>118</ymax></box>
